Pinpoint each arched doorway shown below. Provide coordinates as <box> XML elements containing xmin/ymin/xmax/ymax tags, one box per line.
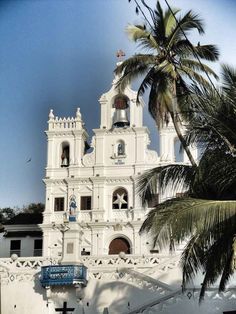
<box><xmin>109</xmin><ymin>237</ymin><xmax>131</xmax><ymax>255</ymax></box>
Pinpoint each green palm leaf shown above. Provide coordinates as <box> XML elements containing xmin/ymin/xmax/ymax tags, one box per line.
<box><xmin>163</xmin><ymin>7</ymin><xmax>180</xmax><ymax>36</ymax></box>
<box><xmin>140</xmin><ymin>198</ymin><xmax>236</xmax><ymax>249</ymax></box>
<box><xmin>181</xmin><ymin>59</ymin><xmax>218</xmax><ymax>79</ymax></box>
<box><xmin>115</xmin><ymin>54</ymin><xmax>156</xmax><ymax>91</ymax></box>
<box><xmin>177</xmin><ymin>65</ymin><xmax>212</xmax><ymax>88</ymax></box>
<box><xmin>137</xmin><ymin>164</ymin><xmax>194</xmax><ymax>207</ymax></box>
<box><xmin>126</xmin><ymin>24</ymin><xmax>159</xmax><ymax>51</ymax></box>
<box><xmin>167</xmin><ymin>10</ymin><xmax>204</xmax><ymax>49</ymax></box>
<box><xmin>193</xmin><ymin>44</ymin><xmax>220</xmax><ymax>61</ymax></box>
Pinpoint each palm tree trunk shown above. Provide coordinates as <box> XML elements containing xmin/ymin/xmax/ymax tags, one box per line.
<box><xmin>170</xmin><ymin>111</ymin><xmax>197</xmax><ymax>168</ymax></box>
<box><xmin>169</xmin><ymin>82</ymin><xmax>197</xmax><ymax>168</ymax></box>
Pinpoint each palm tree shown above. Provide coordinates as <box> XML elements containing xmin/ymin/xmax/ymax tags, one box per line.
<box><xmin>115</xmin><ymin>1</ymin><xmax>219</xmax><ymax>167</ymax></box>
<box><xmin>138</xmin><ymin>65</ymin><xmax>236</xmax><ymax>301</ymax></box>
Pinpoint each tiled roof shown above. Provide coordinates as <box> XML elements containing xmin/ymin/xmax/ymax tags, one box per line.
<box><xmin>5</xmin><ymin>231</ymin><xmax>42</xmax><ymax>238</ymax></box>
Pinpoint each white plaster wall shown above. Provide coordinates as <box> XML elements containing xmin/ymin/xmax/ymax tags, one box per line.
<box><xmin>1</xmin><ymin>279</ymin><xmax>48</xmax><ymax>314</ymax></box>
<box><xmin>2</xmin><ymin>272</ymin><xmax>236</xmax><ymax>314</ymax></box>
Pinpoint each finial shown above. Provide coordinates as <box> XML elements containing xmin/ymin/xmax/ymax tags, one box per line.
<box><xmin>49</xmin><ymin>109</ymin><xmax>54</xmax><ymax>120</ymax></box>
<box><xmin>116</xmin><ymin>49</ymin><xmax>125</xmax><ymax>61</ymax></box>
<box><xmin>76</xmin><ymin>107</ymin><xmax>81</xmax><ymax>119</ymax></box>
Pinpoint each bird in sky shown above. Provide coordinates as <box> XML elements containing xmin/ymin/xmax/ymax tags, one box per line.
<box><xmin>26</xmin><ymin>158</ymin><xmax>32</xmax><ymax>163</ymax></box>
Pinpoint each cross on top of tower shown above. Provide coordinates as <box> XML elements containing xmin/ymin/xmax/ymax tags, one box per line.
<box><xmin>116</xmin><ymin>49</ymin><xmax>125</xmax><ymax>60</ymax></box>
<box><xmin>55</xmin><ymin>302</ymin><xmax>75</xmax><ymax>314</ymax></box>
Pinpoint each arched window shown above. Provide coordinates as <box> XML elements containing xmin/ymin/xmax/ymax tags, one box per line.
<box><xmin>109</xmin><ymin>237</ymin><xmax>131</xmax><ymax>254</ymax></box>
<box><xmin>117</xmin><ymin>140</ymin><xmax>125</xmax><ymax>156</ymax></box>
<box><xmin>112</xmin><ymin>188</ymin><xmax>128</xmax><ymax>209</ymax></box>
<box><xmin>61</xmin><ymin>142</ymin><xmax>70</xmax><ymax>167</ymax></box>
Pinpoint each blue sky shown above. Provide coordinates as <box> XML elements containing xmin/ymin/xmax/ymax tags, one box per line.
<box><xmin>0</xmin><ymin>0</ymin><xmax>236</xmax><ymax>208</ymax></box>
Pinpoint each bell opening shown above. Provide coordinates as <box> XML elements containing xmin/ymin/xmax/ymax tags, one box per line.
<box><xmin>113</xmin><ymin>95</ymin><xmax>130</xmax><ymax>128</ymax></box>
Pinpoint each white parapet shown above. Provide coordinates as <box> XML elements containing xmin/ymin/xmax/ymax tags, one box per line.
<box><xmin>47</xmin><ymin>108</ymin><xmax>84</xmax><ymax>131</ymax></box>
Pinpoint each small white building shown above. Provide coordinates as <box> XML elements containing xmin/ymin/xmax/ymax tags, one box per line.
<box><xmin>0</xmin><ymin>67</ymin><xmax>235</xmax><ymax>314</ymax></box>
<box><xmin>0</xmin><ymin>213</ymin><xmax>43</xmax><ymax>258</ymax></box>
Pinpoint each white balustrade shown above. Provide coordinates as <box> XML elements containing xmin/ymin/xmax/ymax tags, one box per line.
<box><xmin>48</xmin><ymin>116</ymin><xmax>84</xmax><ymax>131</ymax></box>
<box><xmin>79</xmin><ymin>211</ymin><xmax>92</xmax><ymax>222</ymax></box>
<box><xmin>80</xmin><ymin>254</ymin><xmax>180</xmax><ymax>270</ymax></box>
<box><xmin>0</xmin><ymin>256</ymin><xmax>58</xmax><ymax>271</ymax></box>
<box><xmin>51</xmin><ymin>212</ymin><xmax>65</xmax><ymax>224</ymax></box>
<box><xmin>0</xmin><ymin>254</ymin><xmax>179</xmax><ymax>273</ymax></box>
<box><xmin>111</xmin><ymin>210</ymin><xmax>132</xmax><ymax>221</ymax></box>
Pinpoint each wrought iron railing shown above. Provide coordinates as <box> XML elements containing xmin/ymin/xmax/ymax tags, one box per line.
<box><xmin>40</xmin><ymin>264</ymin><xmax>87</xmax><ymax>287</ymax></box>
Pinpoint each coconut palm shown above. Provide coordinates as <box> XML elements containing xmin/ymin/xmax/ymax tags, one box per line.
<box><xmin>138</xmin><ymin>65</ymin><xmax>236</xmax><ymax>300</ymax></box>
<box><xmin>115</xmin><ymin>1</ymin><xmax>219</xmax><ymax>167</ymax></box>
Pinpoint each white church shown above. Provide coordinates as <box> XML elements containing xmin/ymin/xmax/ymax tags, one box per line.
<box><xmin>0</xmin><ymin>67</ymin><xmax>236</xmax><ymax>314</ymax></box>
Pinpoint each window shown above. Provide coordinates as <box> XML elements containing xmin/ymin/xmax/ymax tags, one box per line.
<box><xmin>34</xmin><ymin>239</ymin><xmax>42</xmax><ymax>256</ymax></box>
<box><xmin>80</xmin><ymin>196</ymin><xmax>92</xmax><ymax>210</ymax></box>
<box><xmin>147</xmin><ymin>194</ymin><xmax>159</xmax><ymax>208</ymax></box>
<box><xmin>10</xmin><ymin>240</ymin><xmax>21</xmax><ymax>257</ymax></box>
<box><xmin>61</xmin><ymin>142</ymin><xmax>70</xmax><ymax>167</ymax></box>
<box><xmin>54</xmin><ymin>197</ymin><xmax>64</xmax><ymax>211</ymax></box>
<box><xmin>112</xmin><ymin>188</ymin><xmax>128</xmax><ymax>209</ymax></box>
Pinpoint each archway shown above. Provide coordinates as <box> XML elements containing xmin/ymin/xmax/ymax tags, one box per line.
<box><xmin>61</xmin><ymin>142</ymin><xmax>70</xmax><ymax>167</ymax></box>
<box><xmin>108</xmin><ymin>237</ymin><xmax>131</xmax><ymax>255</ymax></box>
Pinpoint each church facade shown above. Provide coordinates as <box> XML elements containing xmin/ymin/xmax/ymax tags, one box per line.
<box><xmin>42</xmin><ymin>69</ymin><xmax>166</xmax><ymax>262</ymax></box>
<box><xmin>0</xmin><ymin>69</ymin><xmax>235</xmax><ymax>314</ymax></box>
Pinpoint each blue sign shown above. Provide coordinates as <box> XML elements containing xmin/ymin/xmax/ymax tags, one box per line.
<box><xmin>40</xmin><ymin>264</ymin><xmax>87</xmax><ymax>287</ymax></box>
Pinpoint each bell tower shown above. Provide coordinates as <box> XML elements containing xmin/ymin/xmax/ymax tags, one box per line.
<box><xmin>99</xmin><ymin>62</ymin><xmax>143</xmax><ymax>131</ymax></box>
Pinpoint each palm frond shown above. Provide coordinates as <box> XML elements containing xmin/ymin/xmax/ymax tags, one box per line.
<box><xmin>114</xmin><ymin>54</ymin><xmax>156</xmax><ymax>91</ymax></box>
<box><xmin>198</xmin><ymin>218</ymin><xmax>236</xmax><ymax>301</ymax></box>
<box><xmin>167</xmin><ymin>10</ymin><xmax>204</xmax><ymax>49</ymax></box>
<box><xmin>177</xmin><ymin>65</ymin><xmax>212</xmax><ymax>89</ymax></box>
<box><xmin>181</xmin><ymin>233</ymin><xmax>205</xmax><ymax>288</ymax></box>
<box><xmin>136</xmin><ymin>68</ymin><xmax>154</xmax><ymax>103</ymax></box>
<box><xmin>181</xmin><ymin>59</ymin><xmax>218</xmax><ymax>79</ymax></box>
<box><xmin>172</xmin><ymin>39</ymin><xmax>194</xmax><ymax>57</ymax></box>
<box><xmin>137</xmin><ymin>164</ymin><xmax>194</xmax><ymax>207</ymax></box>
<box><xmin>185</xmin><ymin>82</ymin><xmax>236</xmax><ymax>154</ymax></box>
<box><xmin>163</xmin><ymin>7</ymin><xmax>180</xmax><ymax>37</ymax></box>
<box><xmin>221</xmin><ymin>64</ymin><xmax>236</xmax><ymax>97</ymax></box>
<box><xmin>191</xmin><ymin>149</ymin><xmax>236</xmax><ymax>199</ymax></box>
<box><xmin>126</xmin><ymin>24</ymin><xmax>159</xmax><ymax>51</ymax></box>
<box><xmin>218</xmin><ymin>243</ymin><xmax>235</xmax><ymax>292</ymax></box>
<box><xmin>147</xmin><ymin>70</ymin><xmax>172</xmax><ymax>126</ymax></box>
<box><xmin>193</xmin><ymin>44</ymin><xmax>220</xmax><ymax>61</ymax></box>
<box><xmin>140</xmin><ymin>198</ymin><xmax>236</xmax><ymax>249</ymax></box>
<box><xmin>181</xmin><ymin>215</ymin><xmax>236</xmax><ymax>300</ymax></box>
<box><xmin>152</xmin><ymin>0</ymin><xmax>166</xmax><ymax>44</ymax></box>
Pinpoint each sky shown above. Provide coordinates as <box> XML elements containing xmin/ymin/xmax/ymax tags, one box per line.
<box><xmin>0</xmin><ymin>0</ymin><xmax>236</xmax><ymax>208</ymax></box>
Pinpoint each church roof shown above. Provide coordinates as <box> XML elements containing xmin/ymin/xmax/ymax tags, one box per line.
<box><xmin>4</xmin><ymin>231</ymin><xmax>42</xmax><ymax>238</ymax></box>
<box><xmin>5</xmin><ymin>213</ymin><xmax>43</xmax><ymax>225</ymax></box>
